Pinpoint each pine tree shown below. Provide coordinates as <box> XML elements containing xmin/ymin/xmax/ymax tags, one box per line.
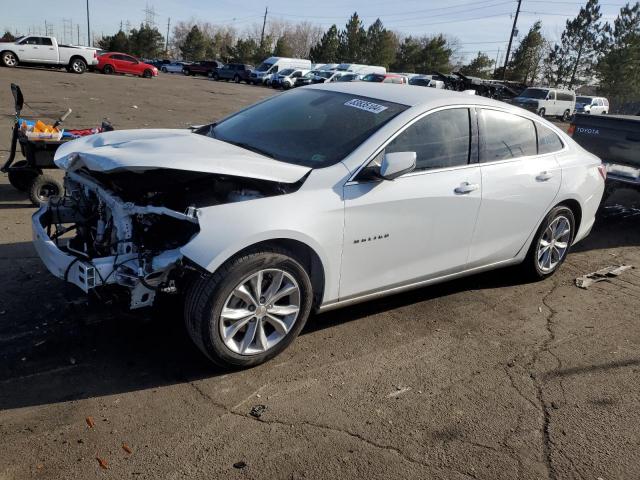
<box><xmin>459</xmin><ymin>52</ymin><xmax>494</xmax><ymax>78</ymax></box>
<box><xmin>391</xmin><ymin>35</ymin><xmax>454</xmax><ymax>74</ymax></box>
<box><xmin>128</xmin><ymin>24</ymin><xmax>165</xmax><ymax>59</ymax></box>
<box><xmin>274</xmin><ymin>35</ymin><xmax>294</xmax><ymax>57</ymax></box>
<box><xmin>309</xmin><ymin>25</ymin><xmax>340</xmax><ymax>63</ymax></box>
<box><xmin>365</xmin><ymin>19</ymin><xmax>397</xmax><ymax>68</ymax></box>
<box><xmin>596</xmin><ymin>2</ymin><xmax>640</xmax><ymax>106</ymax></box>
<box><xmin>338</xmin><ymin>12</ymin><xmax>367</xmax><ymax>63</ymax></box>
<box><xmin>180</xmin><ymin>25</ymin><xmax>208</xmax><ymax>61</ymax></box>
<box><xmin>1</xmin><ymin>31</ymin><xmax>15</xmax><ymax>42</ymax></box>
<box><xmin>546</xmin><ymin>0</ymin><xmax>603</xmax><ymax>87</ymax></box>
<box><xmin>507</xmin><ymin>21</ymin><xmax>546</xmax><ymax>84</ymax></box>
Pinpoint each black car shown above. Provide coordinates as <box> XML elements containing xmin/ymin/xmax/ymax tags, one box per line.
<box><xmin>183</xmin><ymin>60</ymin><xmax>223</xmax><ymax>77</ymax></box>
<box><xmin>213</xmin><ymin>64</ymin><xmax>253</xmax><ymax>83</ymax></box>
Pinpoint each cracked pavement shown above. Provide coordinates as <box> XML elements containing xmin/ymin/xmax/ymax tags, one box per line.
<box><xmin>1</xmin><ymin>68</ymin><xmax>640</xmax><ymax>479</ymax></box>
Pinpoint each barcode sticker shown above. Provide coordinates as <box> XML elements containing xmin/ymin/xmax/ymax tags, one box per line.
<box><xmin>344</xmin><ymin>98</ymin><xmax>388</xmax><ymax>114</ymax></box>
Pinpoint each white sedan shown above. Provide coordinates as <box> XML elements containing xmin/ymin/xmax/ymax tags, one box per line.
<box><xmin>33</xmin><ymin>83</ymin><xmax>604</xmax><ymax>368</ymax></box>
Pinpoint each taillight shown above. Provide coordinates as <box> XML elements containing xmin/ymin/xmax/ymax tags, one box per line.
<box><xmin>598</xmin><ymin>164</ymin><xmax>607</xmax><ymax>180</ymax></box>
<box><xmin>567</xmin><ymin>123</ymin><xmax>576</xmax><ymax>136</ymax></box>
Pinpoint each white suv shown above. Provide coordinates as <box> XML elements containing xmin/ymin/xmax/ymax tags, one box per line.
<box><xmin>576</xmin><ymin>96</ymin><xmax>609</xmax><ymax>115</ymax></box>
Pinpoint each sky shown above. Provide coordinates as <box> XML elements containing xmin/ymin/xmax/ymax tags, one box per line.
<box><xmin>1</xmin><ymin>0</ymin><xmax>629</xmax><ymax>62</ymax></box>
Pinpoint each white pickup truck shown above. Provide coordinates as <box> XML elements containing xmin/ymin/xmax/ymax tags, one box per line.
<box><xmin>0</xmin><ymin>36</ymin><xmax>98</xmax><ymax>74</ymax></box>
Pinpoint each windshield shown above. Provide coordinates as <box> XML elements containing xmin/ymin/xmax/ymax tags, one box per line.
<box><xmin>362</xmin><ymin>74</ymin><xmax>385</xmax><ymax>82</ymax></box>
<box><xmin>279</xmin><ymin>68</ymin><xmax>294</xmax><ymax>76</ymax></box>
<box><xmin>576</xmin><ymin>96</ymin><xmax>593</xmax><ymax>104</ymax></box>
<box><xmin>519</xmin><ymin>88</ymin><xmax>549</xmax><ymax>100</ymax></box>
<box><xmin>316</xmin><ymin>71</ymin><xmax>333</xmax><ymax>79</ymax></box>
<box><xmin>337</xmin><ymin>74</ymin><xmax>357</xmax><ymax>82</ymax></box>
<box><xmin>255</xmin><ymin>62</ymin><xmax>274</xmax><ymax>72</ymax></box>
<box><xmin>205</xmin><ymin>89</ymin><xmax>408</xmax><ymax>168</ymax></box>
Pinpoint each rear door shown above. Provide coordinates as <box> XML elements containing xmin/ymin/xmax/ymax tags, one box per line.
<box><xmin>36</xmin><ymin>37</ymin><xmax>58</xmax><ymax>63</ymax></box>
<box><xmin>468</xmin><ymin>109</ymin><xmax>562</xmax><ymax>267</ymax></box>
<box><xmin>340</xmin><ymin>107</ymin><xmax>482</xmax><ymax>298</ymax></box>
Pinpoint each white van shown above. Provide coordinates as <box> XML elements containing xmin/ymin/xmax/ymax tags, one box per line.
<box><xmin>336</xmin><ymin>63</ymin><xmax>386</xmax><ymax>76</ymax></box>
<box><xmin>512</xmin><ymin>87</ymin><xmax>576</xmax><ymax>121</ymax></box>
<box><xmin>249</xmin><ymin>57</ymin><xmax>312</xmax><ymax>85</ymax></box>
<box><xmin>575</xmin><ymin>96</ymin><xmax>609</xmax><ymax>115</ymax></box>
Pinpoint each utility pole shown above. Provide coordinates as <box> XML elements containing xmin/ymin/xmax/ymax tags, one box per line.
<box><xmin>260</xmin><ymin>6</ymin><xmax>268</xmax><ymax>47</ymax></box>
<box><xmin>165</xmin><ymin>17</ymin><xmax>171</xmax><ymax>54</ymax></box>
<box><xmin>44</xmin><ymin>20</ymin><xmax>47</xmax><ymax>36</ymax></box>
<box><xmin>502</xmin><ymin>0</ymin><xmax>521</xmax><ymax>81</ymax></box>
<box><xmin>86</xmin><ymin>0</ymin><xmax>91</xmax><ymax>46</ymax></box>
<box><xmin>120</xmin><ymin>20</ymin><xmax>123</xmax><ymax>32</ymax></box>
<box><xmin>493</xmin><ymin>48</ymin><xmax>500</xmax><ymax>76</ymax></box>
<box><xmin>77</xmin><ymin>24</ymin><xmax>80</xmax><ymax>45</ymax></box>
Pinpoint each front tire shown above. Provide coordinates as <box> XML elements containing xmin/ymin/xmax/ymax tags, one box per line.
<box><xmin>184</xmin><ymin>247</ymin><xmax>313</xmax><ymax>368</ymax></box>
<box><xmin>538</xmin><ymin>108</ymin><xmax>545</xmax><ymax>117</ymax></box>
<box><xmin>142</xmin><ymin>69</ymin><xmax>152</xmax><ymax>78</ymax></box>
<box><xmin>561</xmin><ymin>109</ymin><xmax>571</xmax><ymax>122</ymax></box>
<box><xmin>522</xmin><ymin>205</ymin><xmax>575</xmax><ymax>280</ymax></box>
<box><xmin>233</xmin><ymin>74</ymin><xmax>240</xmax><ymax>83</ymax></box>
<box><xmin>1</xmin><ymin>51</ymin><xmax>18</xmax><ymax>67</ymax></box>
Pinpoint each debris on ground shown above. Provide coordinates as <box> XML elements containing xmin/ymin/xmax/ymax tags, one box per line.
<box><xmin>249</xmin><ymin>405</ymin><xmax>267</xmax><ymax>418</ymax></box>
<box><xmin>122</xmin><ymin>443</ymin><xmax>132</xmax><ymax>454</ymax></box>
<box><xmin>387</xmin><ymin>386</ymin><xmax>411</xmax><ymax>398</ymax></box>
<box><xmin>96</xmin><ymin>457</ymin><xmax>108</xmax><ymax>469</ymax></box>
<box><xmin>85</xmin><ymin>417</ymin><xmax>95</xmax><ymax>428</ymax></box>
<box><xmin>575</xmin><ymin>265</ymin><xmax>634</xmax><ymax>289</ymax></box>
<box><xmin>233</xmin><ymin>461</ymin><xmax>247</xmax><ymax>469</ymax></box>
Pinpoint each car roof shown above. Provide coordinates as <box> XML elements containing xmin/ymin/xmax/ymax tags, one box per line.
<box><xmin>306</xmin><ymin>82</ymin><xmax>518</xmax><ymax>110</ymax></box>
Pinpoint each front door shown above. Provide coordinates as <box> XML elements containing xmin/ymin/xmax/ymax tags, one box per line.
<box><xmin>340</xmin><ymin>107</ymin><xmax>482</xmax><ymax>299</ymax></box>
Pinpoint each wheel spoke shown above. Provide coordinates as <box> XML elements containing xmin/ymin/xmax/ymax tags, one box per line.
<box><xmin>555</xmin><ymin>241</ymin><xmax>568</xmax><ymax>250</ymax></box>
<box><xmin>233</xmin><ymin>284</ymin><xmax>258</xmax><ymax>307</ymax></box>
<box><xmin>221</xmin><ymin>307</ymin><xmax>253</xmax><ymax>320</ymax></box>
<box><xmin>268</xmin><ymin>304</ymin><xmax>299</xmax><ymax>316</ymax></box>
<box><xmin>265</xmin><ymin>314</ymin><xmax>289</xmax><ymax>334</ymax></box>
<box><xmin>250</xmin><ymin>271</ymin><xmax>263</xmax><ymax>300</ymax></box>
<box><xmin>256</xmin><ymin>320</ymin><xmax>268</xmax><ymax>351</ymax></box>
<box><xmin>538</xmin><ymin>244</ymin><xmax>551</xmax><ymax>260</ymax></box>
<box><xmin>263</xmin><ymin>271</ymin><xmax>284</xmax><ymax>303</ymax></box>
<box><xmin>224</xmin><ymin>314</ymin><xmax>254</xmax><ymax>340</ymax></box>
<box><xmin>240</xmin><ymin>320</ymin><xmax>258</xmax><ymax>354</ymax></box>
<box><xmin>270</xmin><ymin>284</ymin><xmax>297</xmax><ymax>304</ymax></box>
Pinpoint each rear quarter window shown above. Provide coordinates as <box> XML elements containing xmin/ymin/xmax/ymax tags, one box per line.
<box><xmin>536</xmin><ymin>123</ymin><xmax>564</xmax><ymax>154</ymax></box>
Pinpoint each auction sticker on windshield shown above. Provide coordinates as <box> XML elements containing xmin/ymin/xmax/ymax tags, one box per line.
<box><xmin>344</xmin><ymin>99</ymin><xmax>389</xmax><ymax>114</ymax></box>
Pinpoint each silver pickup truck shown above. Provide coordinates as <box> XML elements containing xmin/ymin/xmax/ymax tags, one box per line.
<box><xmin>0</xmin><ymin>35</ymin><xmax>98</xmax><ymax>73</ymax></box>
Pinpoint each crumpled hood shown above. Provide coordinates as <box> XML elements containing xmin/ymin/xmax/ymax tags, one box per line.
<box><xmin>54</xmin><ymin>129</ymin><xmax>311</xmax><ymax>183</ymax></box>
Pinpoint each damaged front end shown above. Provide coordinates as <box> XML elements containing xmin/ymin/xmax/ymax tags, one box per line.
<box><xmin>32</xmin><ymin>165</ymin><xmax>301</xmax><ymax>309</ymax></box>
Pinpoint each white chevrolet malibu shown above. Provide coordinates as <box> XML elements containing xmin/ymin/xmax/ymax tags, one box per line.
<box><xmin>33</xmin><ymin>83</ymin><xmax>605</xmax><ymax>367</ymax></box>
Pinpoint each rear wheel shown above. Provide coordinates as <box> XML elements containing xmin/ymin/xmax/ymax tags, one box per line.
<box><xmin>183</xmin><ymin>69</ymin><xmax>190</xmax><ymax>76</ymax></box>
<box><xmin>233</xmin><ymin>74</ymin><xmax>240</xmax><ymax>83</ymax></box>
<box><xmin>184</xmin><ymin>247</ymin><xmax>313</xmax><ymax>368</ymax></box>
<box><xmin>7</xmin><ymin>161</ymin><xmax>38</xmax><ymax>191</ymax></box>
<box><xmin>212</xmin><ymin>72</ymin><xmax>219</xmax><ymax>80</ymax></box>
<box><xmin>561</xmin><ymin>109</ymin><xmax>571</xmax><ymax>122</ymax></box>
<box><xmin>28</xmin><ymin>174</ymin><xmax>62</xmax><ymax>207</ymax></box>
<box><xmin>70</xmin><ymin>58</ymin><xmax>87</xmax><ymax>74</ymax></box>
<box><xmin>538</xmin><ymin>108</ymin><xmax>545</xmax><ymax>117</ymax></box>
<box><xmin>522</xmin><ymin>205</ymin><xmax>575</xmax><ymax>280</ymax></box>
<box><xmin>161</xmin><ymin>66</ymin><xmax>167</xmax><ymax>73</ymax></box>
<box><xmin>103</xmin><ymin>64</ymin><xmax>114</xmax><ymax>74</ymax></box>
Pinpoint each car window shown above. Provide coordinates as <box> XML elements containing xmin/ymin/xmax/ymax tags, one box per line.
<box><xmin>536</xmin><ymin>123</ymin><xmax>564</xmax><ymax>154</ymax></box>
<box><xmin>40</xmin><ymin>37</ymin><xmax>53</xmax><ymax>46</ymax></box>
<box><xmin>122</xmin><ymin>55</ymin><xmax>137</xmax><ymax>63</ymax></box>
<box><xmin>207</xmin><ymin>89</ymin><xmax>408</xmax><ymax>168</ymax></box>
<box><xmin>386</xmin><ymin>108</ymin><xmax>471</xmax><ymax>171</ymax></box>
<box><xmin>21</xmin><ymin>37</ymin><xmax>40</xmax><ymax>45</ymax></box>
<box><xmin>547</xmin><ymin>91</ymin><xmax>556</xmax><ymax>100</ymax></box>
<box><xmin>110</xmin><ymin>54</ymin><xmax>123</xmax><ymax>61</ymax></box>
<box><xmin>479</xmin><ymin>109</ymin><xmax>537</xmax><ymax>161</ymax></box>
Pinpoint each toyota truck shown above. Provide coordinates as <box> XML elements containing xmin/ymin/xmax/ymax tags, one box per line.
<box><xmin>570</xmin><ymin>113</ymin><xmax>640</xmax><ymax>201</ymax></box>
<box><xmin>0</xmin><ymin>36</ymin><xmax>98</xmax><ymax>73</ymax></box>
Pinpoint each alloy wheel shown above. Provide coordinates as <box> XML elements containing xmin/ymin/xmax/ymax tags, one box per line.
<box><xmin>537</xmin><ymin>215</ymin><xmax>571</xmax><ymax>272</ymax></box>
<box><xmin>3</xmin><ymin>52</ymin><xmax>17</xmax><ymax>67</ymax></box>
<box><xmin>219</xmin><ymin>269</ymin><xmax>301</xmax><ymax>355</ymax></box>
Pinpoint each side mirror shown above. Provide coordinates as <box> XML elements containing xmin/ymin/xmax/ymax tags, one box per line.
<box><xmin>380</xmin><ymin>152</ymin><xmax>416</xmax><ymax>180</ymax></box>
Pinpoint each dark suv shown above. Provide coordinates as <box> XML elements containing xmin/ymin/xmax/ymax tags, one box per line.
<box><xmin>213</xmin><ymin>64</ymin><xmax>253</xmax><ymax>83</ymax></box>
<box><xmin>183</xmin><ymin>60</ymin><xmax>223</xmax><ymax>77</ymax></box>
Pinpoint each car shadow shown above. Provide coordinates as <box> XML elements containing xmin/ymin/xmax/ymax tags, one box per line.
<box><xmin>0</xmin><ymin>182</ymin><xmax>33</xmax><ymax>208</ymax></box>
<box><xmin>1</xmin><ymin>189</ymin><xmax>640</xmax><ymax>411</ymax></box>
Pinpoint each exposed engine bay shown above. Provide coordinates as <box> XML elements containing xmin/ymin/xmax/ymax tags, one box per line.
<box><xmin>36</xmin><ymin>168</ymin><xmax>301</xmax><ymax>309</ymax></box>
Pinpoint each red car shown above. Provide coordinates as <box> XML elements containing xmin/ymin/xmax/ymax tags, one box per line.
<box><xmin>97</xmin><ymin>53</ymin><xmax>158</xmax><ymax>78</ymax></box>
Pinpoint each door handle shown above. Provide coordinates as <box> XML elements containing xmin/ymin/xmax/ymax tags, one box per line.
<box><xmin>454</xmin><ymin>182</ymin><xmax>479</xmax><ymax>194</ymax></box>
<box><xmin>536</xmin><ymin>171</ymin><xmax>553</xmax><ymax>181</ymax></box>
